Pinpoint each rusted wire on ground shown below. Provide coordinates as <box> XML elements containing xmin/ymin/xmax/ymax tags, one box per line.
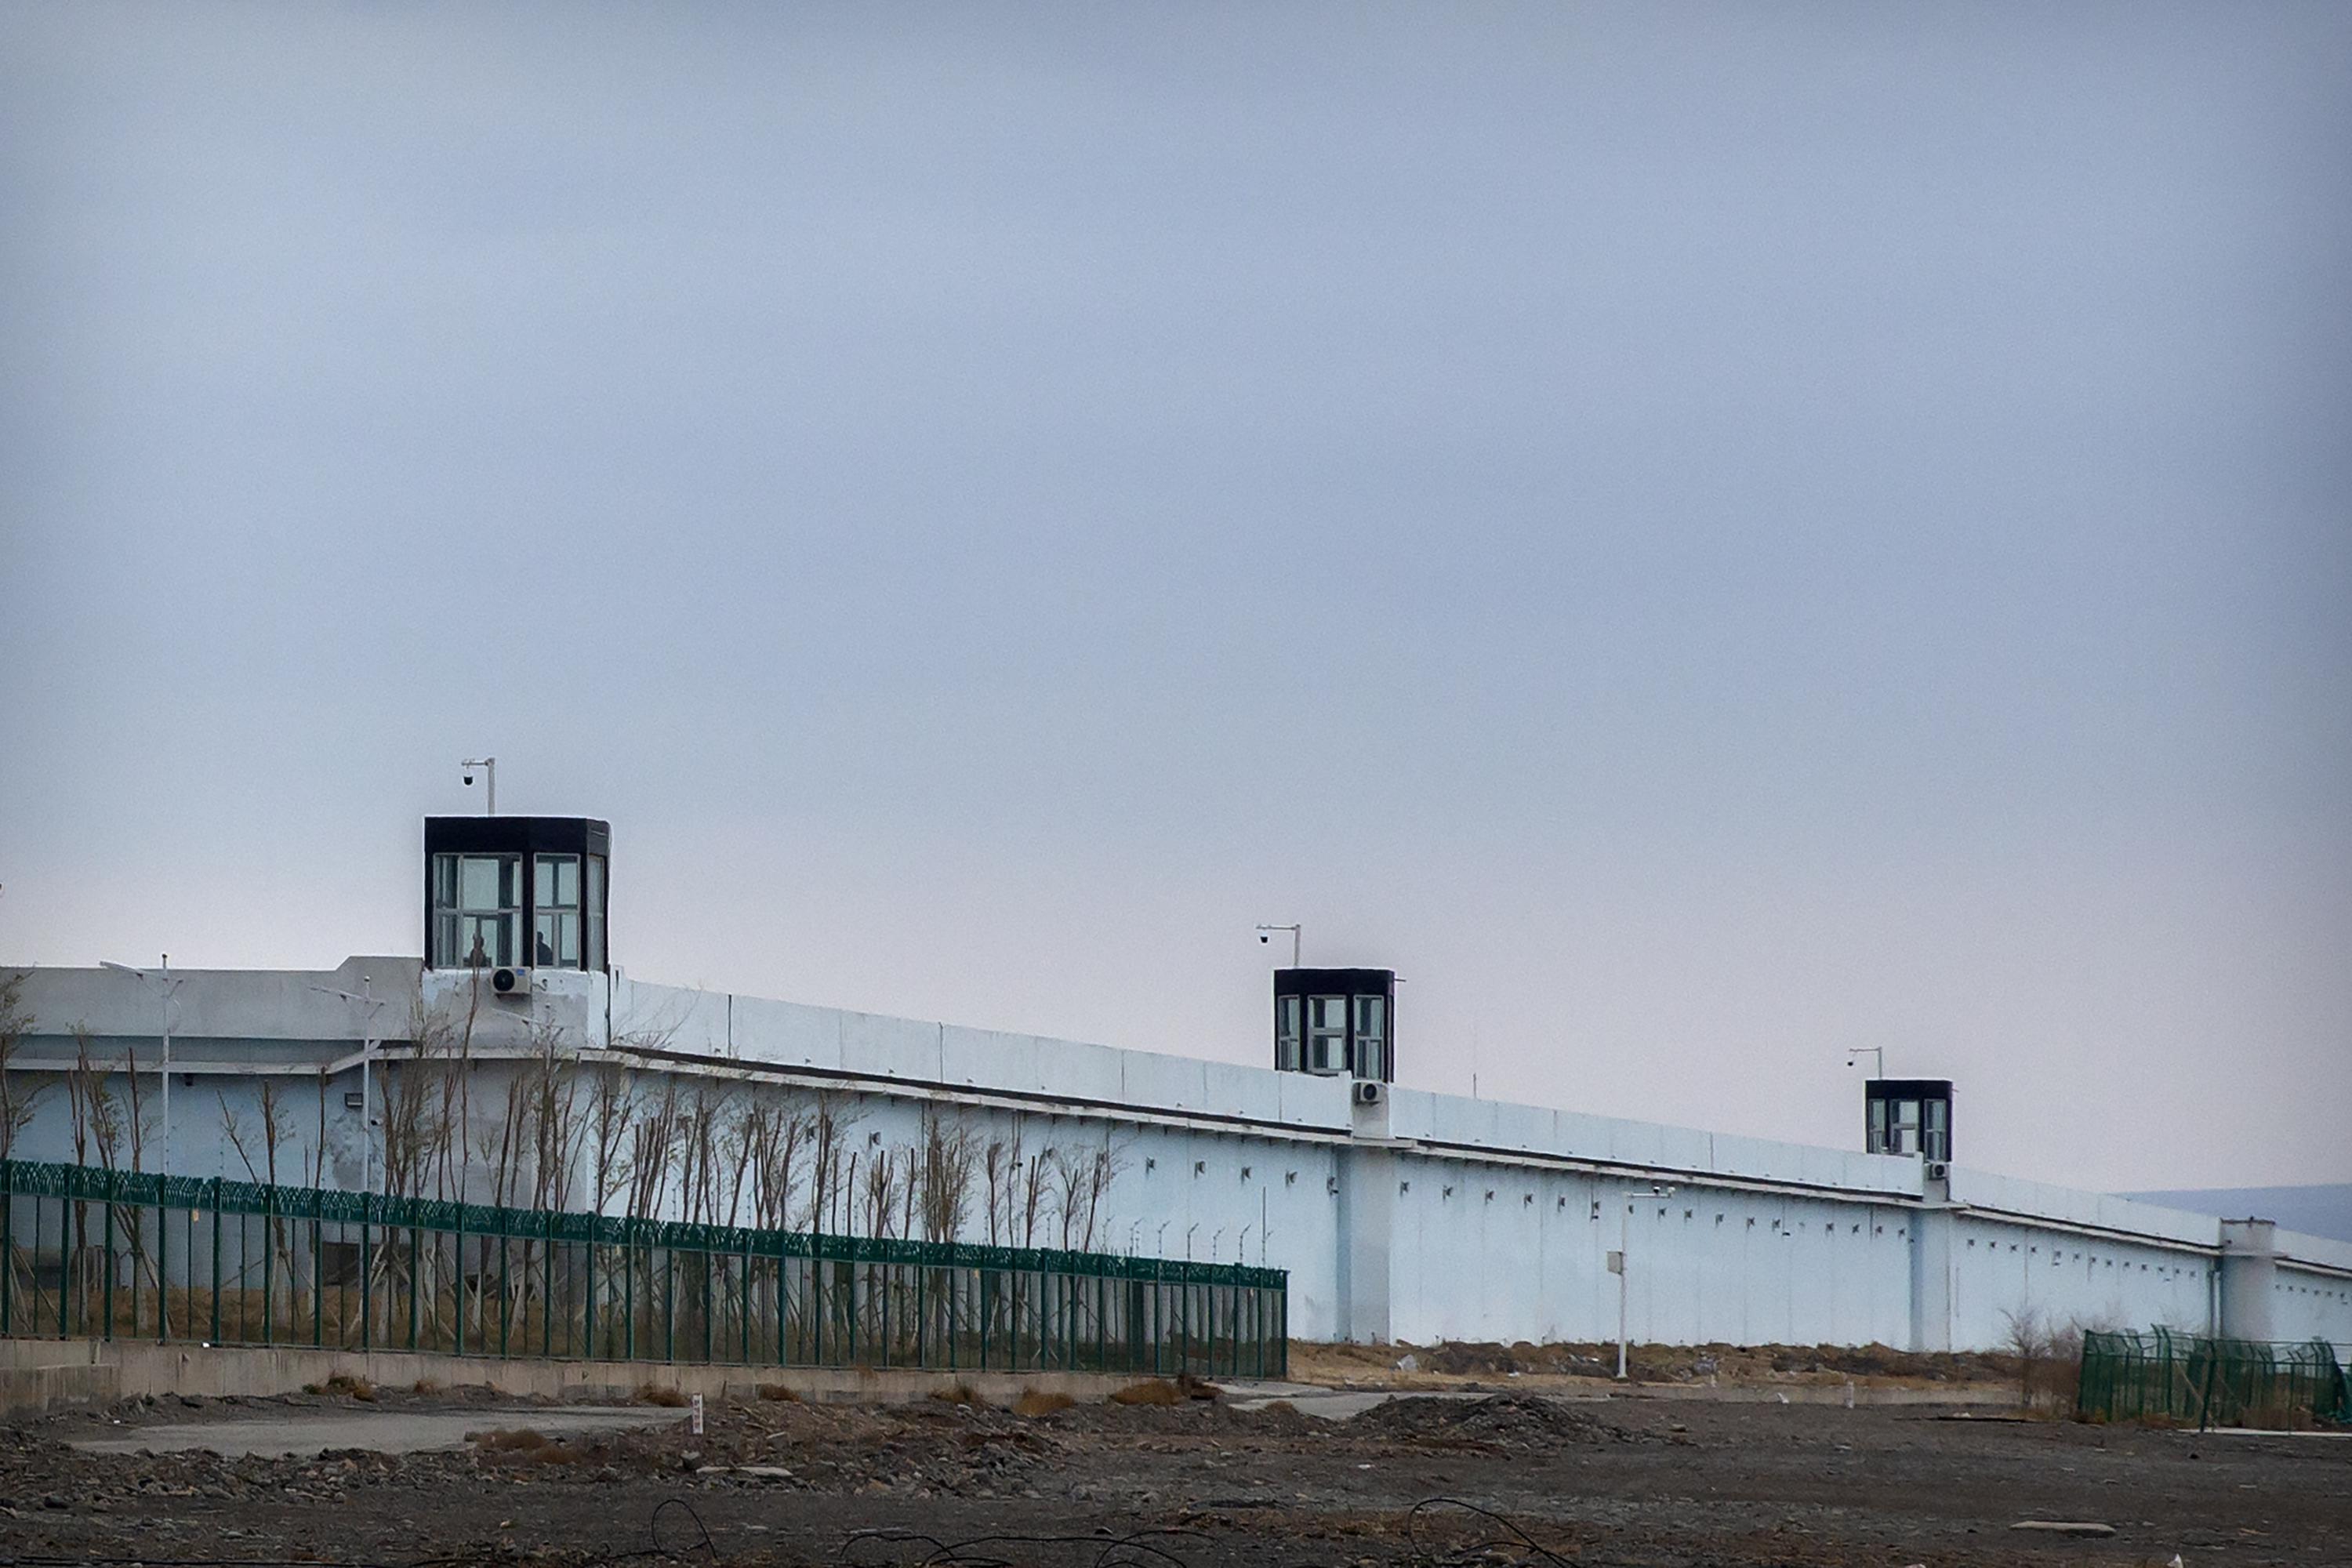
<box><xmin>1402</xmin><ymin>1497</ymin><xmax>1578</xmax><ymax>1568</ymax></box>
<box><xmin>841</xmin><ymin>1525</ymin><xmax>1207</xmax><ymax>1568</ymax></box>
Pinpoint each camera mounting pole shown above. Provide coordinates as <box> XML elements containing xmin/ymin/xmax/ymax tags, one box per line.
<box><xmin>1254</xmin><ymin>924</ymin><xmax>1301</xmax><ymax>967</ymax></box>
<box><xmin>461</xmin><ymin>756</ymin><xmax>497</xmax><ymax>815</ymax></box>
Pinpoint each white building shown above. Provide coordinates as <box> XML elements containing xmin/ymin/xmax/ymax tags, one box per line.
<box><xmin>5</xmin><ymin>814</ymin><xmax>2347</xmax><ymax>1354</ymax></box>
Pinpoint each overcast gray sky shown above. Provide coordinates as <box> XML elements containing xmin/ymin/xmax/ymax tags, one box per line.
<box><xmin>2</xmin><ymin>3</ymin><xmax>2346</xmax><ymax>1195</ymax></box>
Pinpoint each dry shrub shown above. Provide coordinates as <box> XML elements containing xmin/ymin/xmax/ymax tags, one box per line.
<box><xmin>757</xmin><ymin>1382</ymin><xmax>801</xmax><ymax>1403</ymax></box>
<box><xmin>1259</xmin><ymin>1399</ymin><xmax>1298</xmax><ymax>1415</ymax></box>
<box><xmin>322</xmin><ymin>1374</ymin><xmax>376</xmax><ymax>1403</ymax></box>
<box><xmin>1109</xmin><ymin>1378</ymin><xmax>1185</xmax><ymax>1406</ymax></box>
<box><xmin>412</xmin><ymin>1378</ymin><xmax>444</xmax><ymax>1396</ymax></box>
<box><xmin>472</xmin><ymin>1427</ymin><xmax>550</xmax><ymax>1452</ymax></box>
<box><xmin>931</xmin><ymin>1381</ymin><xmax>987</xmax><ymax>1408</ymax></box>
<box><xmin>637</xmin><ymin>1383</ymin><xmax>691</xmax><ymax>1408</ymax></box>
<box><xmin>1013</xmin><ymin>1389</ymin><xmax>1076</xmax><ymax>1417</ymax></box>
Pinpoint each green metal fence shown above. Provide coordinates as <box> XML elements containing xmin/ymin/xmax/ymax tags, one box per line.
<box><xmin>2078</xmin><ymin>1328</ymin><xmax>2350</xmax><ymax>1428</ymax></box>
<box><xmin>0</xmin><ymin>1160</ymin><xmax>1287</xmax><ymax>1380</ymax></box>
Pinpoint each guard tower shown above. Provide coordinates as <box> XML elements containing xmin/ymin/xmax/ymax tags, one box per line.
<box><xmin>1272</xmin><ymin>968</ymin><xmax>1396</xmax><ymax>1082</ymax></box>
<box><xmin>1864</xmin><ymin>1078</ymin><xmax>1952</xmax><ymax>1163</ymax></box>
<box><xmin>423</xmin><ymin>816</ymin><xmax>611</xmax><ymax>982</ymax></box>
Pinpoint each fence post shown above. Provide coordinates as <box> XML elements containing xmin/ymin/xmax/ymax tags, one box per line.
<box><xmin>154</xmin><ymin>1185</ymin><xmax>167</xmax><ymax>1341</ymax></box>
<box><xmin>497</xmin><ymin>1224</ymin><xmax>511</xmax><ymax>1357</ymax></box>
<box><xmin>0</xmin><ymin>1161</ymin><xmax>10</xmax><ymax>1338</ymax></box>
<box><xmin>452</xmin><ymin>1207</ymin><xmax>465</xmax><ymax>1357</ymax></box>
<box><xmin>407</xmin><ymin>1221</ymin><xmax>420</xmax><ymax>1351</ymax></box>
<box><xmin>259</xmin><ymin>1185</ymin><xmax>273</xmax><ymax>1347</ymax></box>
<box><xmin>311</xmin><ymin>1210</ymin><xmax>323</xmax><ymax>1348</ymax></box>
<box><xmin>64</xmin><ymin>1182</ymin><xmax>78</xmax><ymax>1338</ymax></box>
<box><xmin>100</xmin><ymin>1172</ymin><xmax>117</xmax><ymax>1342</ymax></box>
<box><xmin>544</xmin><ymin>1218</ymin><xmax>557</xmax><ymax>1359</ymax></box>
<box><xmin>208</xmin><ymin>1179</ymin><xmax>222</xmax><ymax>1345</ymax></box>
<box><xmin>586</xmin><ymin>1232</ymin><xmax>599</xmax><ymax>1362</ymax></box>
<box><xmin>359</xmin><ymin>1209</ymin><xmax>373</xmax><ymax>1351</ymax></box>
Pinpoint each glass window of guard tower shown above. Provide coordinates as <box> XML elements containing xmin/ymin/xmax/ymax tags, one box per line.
<box><xmin>584</xmin><ymin>854</ymin><xmax>607</xmax><ymax>972</ymax></box>
<box><xmin>431</xmin><ymin>852</ymin><xmax>521</xmax><ymax>968</ymax></box>
<box><xmin>1276</xmin><ymin>995</ymin><xmax>1302</xmax><ymax>1072</ymax></box>
<box><xmin>534</xmin><ymin>854</ymin><xmax>580</xmax><ymax>967</ymax></box>
<box><xmin>1352</xmin><ymin>994</ymin><xmax>1387</xmax><ymax>1081</ymax></box>
<box><xmin>1308</xmin><ymin>996</ymin><xmax>1348</xmax><ymax>1074</ymax></box>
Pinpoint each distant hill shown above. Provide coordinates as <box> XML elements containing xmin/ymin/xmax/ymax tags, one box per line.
<box><xmin>2123</xmin><ymin>1184</ymin><xmax>2352</xmax><ymax>1245</ymax></box>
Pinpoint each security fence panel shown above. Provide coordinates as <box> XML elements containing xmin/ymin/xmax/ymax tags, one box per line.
<box><xmin>2079</xmin><ymin>1328</ymin><xmax>2351</xmax><ymax>1429</ymax></box>
<box><xmin>0</xmin><ymin>1160</ymin><xmax>1287</xmax><ymax>1381</ymax></box>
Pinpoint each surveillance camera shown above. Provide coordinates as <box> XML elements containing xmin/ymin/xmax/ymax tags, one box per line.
<box><xmin>463</xmin><ymin>774</ymin><xmax>474</xmax><ymax>786</ymax></box>
<box><xmin>1259</xmin><ymin>933</ymin><xmax>1269</xmax><ymax>944</ymax></box>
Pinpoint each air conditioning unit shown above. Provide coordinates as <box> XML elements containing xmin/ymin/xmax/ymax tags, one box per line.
<box><xmin>1926</xmin><ymin>1160</ymin><xmax>1950</xmax><ymax>1181</ymax></box>
<box><xmin>490</xmin><ymin>966</ymin><xmax>531</xmax><ymax>997</ymax></box>
<box><xmin>1352</xmin><ymin>1080</ymin><xmax>1385</xmax><ymax>1106</ymax></box>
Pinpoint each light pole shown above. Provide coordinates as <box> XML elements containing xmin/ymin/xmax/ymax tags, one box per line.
<box><xmin>312</xmin><ymin>975</ymin><xmax>388</xmax><ymax>1194</ymax></box>
<box><xmin>100</xmin><ymin>957</ymin><xmax>181</xmax><ymax>1156</ymax></box>
<box><xmin>1845</xmin><ymin>1047</ymin><xmax>1886</xmax><ymax>1080</ymax></box>
<box><xmin>1254</xmin><ymin>924</ymin><xmax>1301</xmax><ymax>967</ymax></box>
<box><xmin>462</xmin><ymin>757</ymin><xmax>497</xmax><ymax>815</ymax></box>
<box><xmin>1614</xmin><ymin>1181</ymin><xmax>1676</xmax><ymax>1380</ymax></box>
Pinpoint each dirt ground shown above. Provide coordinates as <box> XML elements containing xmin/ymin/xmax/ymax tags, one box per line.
<box><xmin>3</xmin><ymin>1374</ymin><xmax>2345</xmax><ymax>1568</ymax></box>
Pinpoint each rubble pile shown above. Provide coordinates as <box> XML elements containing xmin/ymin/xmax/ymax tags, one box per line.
<box><xmin>1348</xmin><ymin>1394</ymin><xmax>1646</xmax><ymax>1447</ymax></box>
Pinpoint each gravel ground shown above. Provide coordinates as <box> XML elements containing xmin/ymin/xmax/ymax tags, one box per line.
<box><xmin>2</xmin><ymin>1381</ymin><xmax>2343</xmax><ymax>1567</ymax></box>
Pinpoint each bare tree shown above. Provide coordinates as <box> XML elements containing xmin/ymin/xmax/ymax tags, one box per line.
<box><xmin>66</xmin><ymin>1025</ymin><xmax>122</xmax><ymax>1171</ymax></box>
<box><xmin>1018</xmin><ymin>1133</ymin><xmax>1053</xmax><ymax>1249</ymax></box>
<box><xmin>219</xmin><ymin>1083</ymin><xmax>293</xmax><ymax>1188</ymax></box>
<box><xmin>917</xmin><ymin>1111</ymin><xmax>979</xmax><ymax>1243</ymax></box>
<box><xmin>982</xmin><ymin>1125</ymin><xmax>1021</xmax><ymax>1247</ymax></box>
<box><xmin>1052</xmin><ymin>1132</ymin><xmax>1125</xmax><ymax>1251</ymax></box>
<box><xmin>1998</xmin><ymin>1305</ymin><xmax>2051</xmax><ymax>1409</ymax></box>
<box><xmin>0</xmin><ymin>971</ymin><xmax>42</xmax><ymax>1160</ymax></box>
<box><xmin>585</xmin><ymin>1062</ymin><xmax>636</xmax><ymax>1217</ymax></box>
<box><xmin>804</xmin><ymin>1096</ymin><xmax>855</xmax><ymax>1235</ymax></box>
<box><xmin>860</xmin><ymin>1145</ymin><xmax>903</xmax><ymax>1240</ymax></box>
<box><xmin>625</xmin><ymin>1077</ymin><xmax>681</xmax><ymax>1221</ymax></box>
<box><xmin>750</xmin><ymin>1098</ymin><xmax>815</xmax><ymax>1232</ymax></box>
<box><xmin>220</xmin><ymin>1083</ymin><xmax>298</xmax><ymax>1336</ymax></box>
<box><xmin>117</xmin><ymin>1046</ymin><xmax>150</xmax><ymax>1174</ymax></box>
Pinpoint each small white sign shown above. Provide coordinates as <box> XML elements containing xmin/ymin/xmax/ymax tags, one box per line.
<box><xmin>1606</xmin><ymin>1250</ymin><xmax>1624</xmax><ymax>1276</ymax></box>
<box><xmin>690</xmin><ymin>1392</ymin><xmax>705</xmax><ymax>1436</ymax></box>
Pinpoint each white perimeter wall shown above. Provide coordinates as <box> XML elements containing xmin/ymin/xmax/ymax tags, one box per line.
<box><xmin>7</xmin><ymin>961</ymin><xmax>2350</xmax><ymax>1355</ymax></box>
